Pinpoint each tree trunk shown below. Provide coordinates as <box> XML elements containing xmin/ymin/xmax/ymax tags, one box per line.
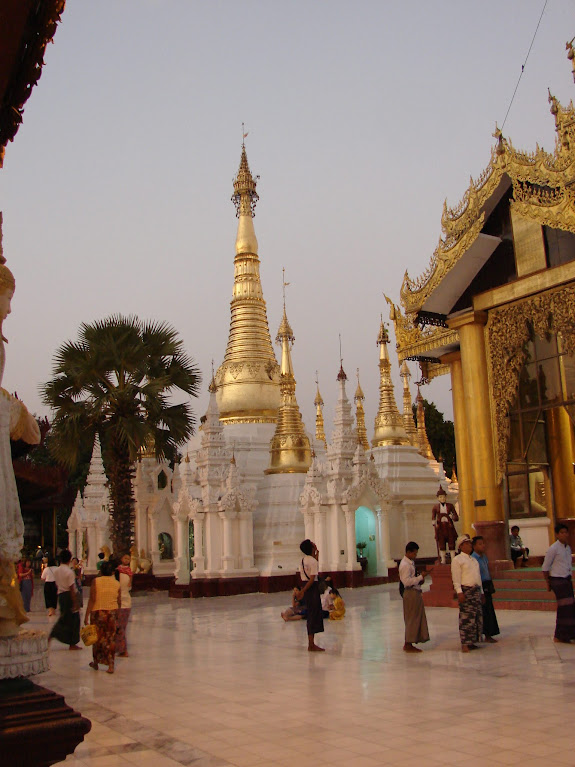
<box><xmin>107</xmin><ymin>431</ymin><xmax>135</xmax><ymax>557</ymax></box>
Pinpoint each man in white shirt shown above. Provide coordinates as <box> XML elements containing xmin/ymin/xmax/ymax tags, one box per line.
<box><xmin>542</xmin><ymin>523</ymin><xmax>575</xmax><ymax>643</ymax></box>
<box><xmin>49</xmin><ymin>549</ymin><xmax>81</xmax><ymax>650</ymax></box>
<box><xmin>399</xmin><ymin>541</ymin><xmax>430</xmax><ymax>653</ymax></box>
<box><xmin>451</xmin><ymin>535</ymin><xmax>484</xmax><ymax>653</ymax></box>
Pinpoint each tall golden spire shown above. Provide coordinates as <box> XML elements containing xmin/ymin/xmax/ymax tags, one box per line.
<box><xmin>215</xmin><ymin>143</ymin><xmax>280</xmax><ymax>423</ymax></box>
<box><xmin>372</xmin><ymin>318</ymin><xmax>410</xmax><ymax>447</ymax></box>
<box><xmin>314</xmin><ymin>372</ymin><xmax>327</xmax><ymax>449</ymax></box>
<box><xmin>415</xmin><ymin>386</ymin><xmax>435</xmax><ymax>460</ymax></box>
<box><xmin>399</xmin><ymin>360</ymin><xmax>418</xmax><ymax>446</ymax></box>
<box><xmin>266</xmin><ymin>289</ymin><xmax>312</xmax><ymax>474</ymax></box>
<box><xmin>354</xmin><ymin>369</ymin><xmax>369</xmax><ymax>451</ymax></box>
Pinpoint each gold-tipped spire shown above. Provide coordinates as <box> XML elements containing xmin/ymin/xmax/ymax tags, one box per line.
<box><xmin>372</xmin><ymin>318</ymin><xmax>410</xmax><ymax>447</ymax></box>
<box><xmin>314</xmin><ymin>372</ymin><xmax>327</xmax><ymax>449</ymax></box>
<box><xmin>451</xmin><ymin>463</ymin><xmax>458</xmax><ymax>483</ymax></box>
<box><xmin>567</xmin><ymin>37</ymin><xmax>575</xmax><ymax>83</ymax></box>
<box><xmin>415</xmin><ymin>386</ymin><xmax>435</xmax><ymax>460</ymax></box>
<box><xmin>215</xmin><ymin>143</ymin><xmax>280</xmax><ymax>423</ymax></box>
<box><xmin>208</xmin><ymin>358</ymin><xmax>217</xmax><ymax>393</ymax></box>
<box><xmin>354</xmin><ymin>369</ymin><xmax>369</xmax><ymax>451</ymax></box>
<box><xmin>399</xmin><ymin>360</ymin><xmax>418</xmax><ymax>446</ymax></box>
<box><xmin>265</xmin><ymin>286</ymin><xmax>311</xmax><ymax>474</ymax></box>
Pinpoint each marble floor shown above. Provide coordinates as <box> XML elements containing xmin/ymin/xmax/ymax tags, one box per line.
<box><xmin>23</xmin><ymin>583</ymin><xmax>575</xmax><ymax>767</ymax></box>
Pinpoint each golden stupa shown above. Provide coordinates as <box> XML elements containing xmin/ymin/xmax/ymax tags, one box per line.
<box><xmin>354</xmin><ymin>369</ymin><xmax>370</xmax><ymax>451</ymax></box>
<box><xmin>215</xmin><ymin>144</ymin><xmax>281</xmax><ymax>423</ymax></box>
<box><xmin>372</xmin><ymin>318</ymin><xmax>410</xmax><ymax>447</ymax></box>
<box><xmin>314</xmin><ymin>375</ymin><xmax>327</xmax><ymax>449</ymax></box>
<box><xmin>266</xmin><ymin>297</ymin><xmax>312</xmax><ymax>474</ymax></box>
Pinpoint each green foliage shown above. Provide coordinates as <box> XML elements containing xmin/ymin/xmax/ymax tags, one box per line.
<box><xmin>413</xmin><ymin>398</ymin><xmax>456</xmax><ymax>475</ymax></box>
<box><xmin>41</xmin><ymin>315</ymin><xmax>201</xmax><ymax>554</ymax></box>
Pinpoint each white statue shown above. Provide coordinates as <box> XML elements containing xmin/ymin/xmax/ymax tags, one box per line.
<box><xmin>0</xmin><ymin>217</ymin><xmax>41</xmax><ymax>636</ymax></box>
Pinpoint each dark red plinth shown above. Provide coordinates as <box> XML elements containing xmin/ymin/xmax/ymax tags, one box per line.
<box><xmin>471</xmin><ymin>519</ymin><xmax>508</xmax><ymax>562</ymax></box>
<box><xmin>423</xmin><ymin>564</ymin><xmax>459</xmax><ymax>608</ymax></box>
<box><xmin>0</xmin><ymin>678</ymin><xmax>91</xmax><ymax>767</ymax></box>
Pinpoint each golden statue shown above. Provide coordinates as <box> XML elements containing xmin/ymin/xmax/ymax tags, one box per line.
<box><xmin>0</xmin><ymin>214</ymin><xmax>41</xmax><ymax>636</ymax></box>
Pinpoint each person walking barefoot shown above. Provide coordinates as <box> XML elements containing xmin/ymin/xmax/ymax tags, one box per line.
<box><xmin>296</xmin><ymin>540</ymin><xmax>325</xmax><ymax>652</ymax></box>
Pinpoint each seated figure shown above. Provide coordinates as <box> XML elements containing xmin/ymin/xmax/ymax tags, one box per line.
<box><xmin>509</xmin><ymin>525</ymin><xmax>529</xmax><ymax>568</ymax></box>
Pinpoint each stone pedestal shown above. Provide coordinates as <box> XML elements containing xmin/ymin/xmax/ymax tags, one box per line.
<box><xmin>0</xmin><ymin>630</ymin><xmax>49</xmax><ymax>679</ymax></box>
<box><xmin>0</xmin><ymin>629</ymin><xmax>90</xmax><ymax>766</ymax></box>
<box><xmin>472</xmin><ymin>519</ymin><xmax>508</xmax><ymax>562</ymax></box>
<box><xmin>0</xmin><ymin>678</ymin><xmax>91</xmax><ymax>767</ymax></box>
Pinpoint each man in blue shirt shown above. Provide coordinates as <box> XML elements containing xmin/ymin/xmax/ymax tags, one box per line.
<box><xmin>472</xmin><ymin>536</ymin><xmax>500</xmax><ymax>643</ymax></box>
<box><xmin>542</xmin><ymin>523</ymin><xmax>575</xmax><ymax>643</ymax></box>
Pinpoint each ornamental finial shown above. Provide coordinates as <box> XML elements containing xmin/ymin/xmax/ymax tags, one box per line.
<box><xmin>231</xmin><ymin>140</ymin><xmax>259</xmax><ymax>217</ymax></box>
<box><xmin>567</xmin><ymin>37</ymin><xmax>575</xmax><ymax>83</ymax></box>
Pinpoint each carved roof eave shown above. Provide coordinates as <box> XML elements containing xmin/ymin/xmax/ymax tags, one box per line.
<box><xmin>400</xmin><ymin>119</ymin><xmax>575</xmax><ymax>316</ymax></box>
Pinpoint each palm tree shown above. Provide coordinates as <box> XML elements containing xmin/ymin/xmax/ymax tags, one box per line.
<box><xmin>42</xmin><ymin>315</ymin><xmax>201</xmax><ymax>556</ymax></box>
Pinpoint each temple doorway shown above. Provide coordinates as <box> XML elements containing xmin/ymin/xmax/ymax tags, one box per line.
<box><xmin>355</xmin><ymin>506</ymin><xmax>377</xmax><ymax>576</ymax></box>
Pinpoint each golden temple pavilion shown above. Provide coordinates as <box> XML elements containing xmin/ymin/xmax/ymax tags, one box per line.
<box><xmin>390</xmin><ymin>45</ymin><xmax>575</xmax><ymax>560</ymax></box>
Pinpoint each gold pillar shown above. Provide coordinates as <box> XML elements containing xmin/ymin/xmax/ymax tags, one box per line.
<box><xmin>546</xmin><ymin>407</ymin><xmax>575</xmax><ymax>525</ymax></box>
<box><xmin>448</xmin><ymin>311</ymin><xmax>503</xmax><ymax>524</ymax></box>
<box><xmin>442</xmin><ymin>351</ymin><xmax>474</xmax><ymax>535</ymax></box>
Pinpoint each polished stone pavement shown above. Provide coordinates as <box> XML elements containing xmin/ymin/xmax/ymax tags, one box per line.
<box><xmin>23</xmin><ymin>583</ymin><xmax>575</xmax><ymax>767</ymax></box>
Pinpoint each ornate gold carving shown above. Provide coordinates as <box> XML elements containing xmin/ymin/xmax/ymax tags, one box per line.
<box><xmin>400</xmin><ymin>82</ymin><xmax>575</xmax><ymax>316</ymax></box>
<box><xmin>385</xmin><ymin>295</ymin><xmax>459</xmax><ymax>361</ymax></box>
<box><xmin>486</xmin><ymin>284</ymin><xmax>575</xmax><ymax>482</ymax></box>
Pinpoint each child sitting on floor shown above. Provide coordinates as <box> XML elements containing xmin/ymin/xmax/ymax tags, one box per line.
<box><xmin>281</xmin><ymin>588</ymin><xmax>307</xmax><ymax>621</ymax></box>
<box><xmin>329</xmin><ymin>586</ymin><xmax>346</xmax><ymax>620</ymax></box>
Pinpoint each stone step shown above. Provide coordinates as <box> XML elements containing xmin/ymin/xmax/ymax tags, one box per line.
<box><xmin>494</xmin><ymin>588</ymin><xmax>554</xmax><ymax>601</ymax></box>
<box><xmin>492</xmin><ymin>599</ymin><xmax>556</xmax><ymax>611</ymax></box>
<box><xmin>492</xmin><ymin>578</ymin><xmax>548</xmax><ymax>590</ymax></box>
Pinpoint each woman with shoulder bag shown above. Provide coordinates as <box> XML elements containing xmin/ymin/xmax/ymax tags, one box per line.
<box><xmin>296</xmin><ymin>540</ymin><xmax>325</xmax><ymax>652</ymax></box>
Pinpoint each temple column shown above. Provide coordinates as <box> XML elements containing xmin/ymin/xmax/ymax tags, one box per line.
<box><xmin>303</xmin><ymin>511</ymin><xmax>314</xmax><ymax>541</ymax></box>
<box><xmin>442</xmin><ymin>351</ymin><xmax>474</xmax><ymax>535</ymax></box>
<box><xmin>546</xmin><ymin>407</ymin><xmax>575</xmax><ymax>533</ymax></box>
<box><xmin>220</xmin><ymin>512</ymin><xmax>235</xmax><ymax>572</ymax></box>
<box><xmin>315</xmin><ymin>511</ymin><xmax>328</xmax><ymax>572</ymax></box>
<box><xmin>448</xmin><ymin>311</ymin><xmax>505</xmax><ymax>559</ymax></box>
<box><xmin>148</xmin><ymin>512</ymin><xmax>160</xmax><ymax>570</ymax></box>
<box><xmin>172</xmin><ymin>511</ymin><xmax>190</xmax><ymax>584</ymax></box>
<box><xmin>344</xmin><ymin>509</ymin><xmax>356</xmax><ymax>570</ymax></box>
<box><xmin>191</xmin><ymin>515</ymin><xmax>205</xmax><ymax>574</ymax></box>
<box><xmin>238</xmin><ymin>511</ymin><xmax>253</xmax><ymax>569</ymax></box>
<box><xmin>377</xmin><ymin>505</ymin><xmax>393</xmax><ymax>570</ymax></box>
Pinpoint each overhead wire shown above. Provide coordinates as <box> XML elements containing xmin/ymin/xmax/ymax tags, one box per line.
<box><xmin>500</xmin><ymin>0</ymin><xmax>548</xmax><ymax>131</ymax></box>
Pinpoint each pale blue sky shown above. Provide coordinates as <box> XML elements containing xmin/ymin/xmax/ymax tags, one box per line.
<box><xmin>1</xmin><ymin>1</ymin><xmax>574</xmax><ymax>440</ymax></box>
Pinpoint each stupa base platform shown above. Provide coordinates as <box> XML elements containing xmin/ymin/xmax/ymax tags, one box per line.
<box><xmin>0</xmin><ymin>677</ymin><xmax>91</xmax><ymax>767</ymax></box>
<box><xmin>169</xmin><ymin>568</ymin><xmax>399</xmax><ymax>598</ymax></box>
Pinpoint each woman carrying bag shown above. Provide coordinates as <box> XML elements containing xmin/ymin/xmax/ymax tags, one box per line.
<box><xmin>84</xmin><ymin>560</ymin><xmax>121</xmax><ymax>674</ymax></box>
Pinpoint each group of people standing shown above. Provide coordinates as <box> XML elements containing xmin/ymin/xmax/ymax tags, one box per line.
<box><xmin>401</xmin><ymin>521</ymin><xmax>575</xmax><ymax>653</ymax></box>
<box><xmin>400</xmin><ymin>533</ymin><xmax>500</xmax><ymax>653</ymax></box>
<box><xmin>48</xmin><ymin>549</ymin><xmax>133</xmax><ymax>675</ymax></box>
